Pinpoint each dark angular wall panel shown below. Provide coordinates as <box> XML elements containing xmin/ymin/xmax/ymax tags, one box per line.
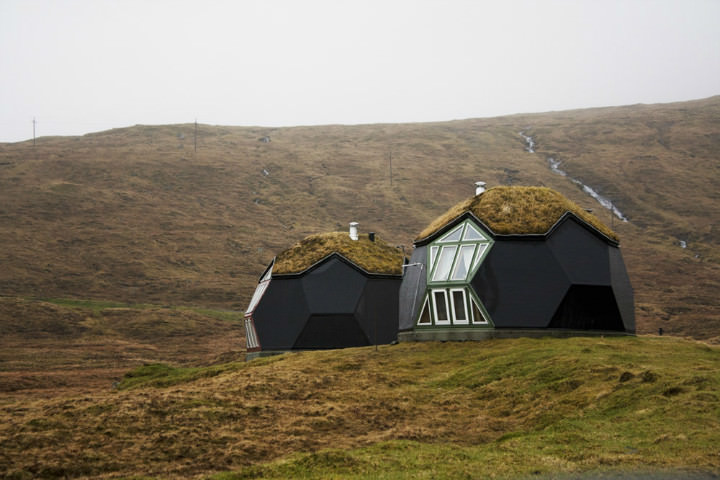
<box><xmin>293</xmin><ymin>314</ymin><xmax>369</xmax><ymax>349</ymax></box>
<box><xmin>472</xmin><ymin>241</ymin><xmax>570</xmax><ymax>328</ymax></box>
<box><xmin>301</xmin><ymin>258</ymin><xmax>366</xmax><ymax>314</ymax></box>
<box><xmin>253</xmin><ymin>278</ymin><xmax>310</xmax><ymax>350</ymax></box>
<box><xmin>357</xmin><ymin>278</ymin><xmax>401</xmax><ymax>344</ymax></box>
<box><xmin>398</xmin><ymin>246</ymin><xmax>427</xmax><ymax>331</ymax></box>
<box><xmin>609</xmin><ymin>247</ymin><xmax>636</xmax><ymax>333</ymax></box>
<box><xmin>547</xmin><ymin>218</ymin><xmax>611</xmax><ymax>285</ymax></box>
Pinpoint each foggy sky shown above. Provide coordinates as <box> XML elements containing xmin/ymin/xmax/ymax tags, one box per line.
<box><xmin>1</xmin><ymin>0</ymin><xmax>719</xmax><ymax>142</ymax></box>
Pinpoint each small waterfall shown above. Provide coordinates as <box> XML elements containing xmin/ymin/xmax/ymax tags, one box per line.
<box><xmin>546</xmin><ymin>157</ymin><xmax>629</xmax><ymax>223</ymax></box>
<box><xmin>519</xmin><ymin>131</ymin><xmax>535</xmax><ymax>153</ymax></box>
<box><xmin>519</xmin><ymin>131</ymin><xmax>628</xmax><ymax>223</ymax></box>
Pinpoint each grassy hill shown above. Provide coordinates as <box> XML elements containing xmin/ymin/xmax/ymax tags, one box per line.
<box><xmin>0</xmin><ymin>297</ymin><xmax>244</xmax><ymax>394</ymax></box>
<box><xmin>1</xmin><ymin>97</ymin><xmax>719</xmax><ymax>340</ymax></box>
<box><xmin>0</xmin><ymin>337</ymin><xmax>718</xmax><ymax>479</ymax></box>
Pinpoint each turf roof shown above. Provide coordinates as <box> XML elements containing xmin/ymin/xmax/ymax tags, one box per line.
<box><xmin>273</xmin><ymin>232</ymin><xmax>405</xmax><ymax>275</ymax></box>
<box><xmin>417</xmin><ymin>186</ymin><xmax>619</xmax><ymax>243</ymax></box>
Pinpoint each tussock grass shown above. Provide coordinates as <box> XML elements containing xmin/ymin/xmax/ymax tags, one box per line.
<box><xmin>2</xmin><ymin>336</ymin><xmax>718</xmax><ymax>479</ymax></box>
<box><xmin>273</xmin><ymin>232</ymin><xmax>405</xmax><ymax>275</ymax></box>
<box><xmin>417</xmin><ymin>186</ymin><xmax>618</xmax><ymax>242</ymax></box>
<box><xmin>117</xmin><ymin>362</ymin><xmax>243</xmax><ymax>390</ymax></box>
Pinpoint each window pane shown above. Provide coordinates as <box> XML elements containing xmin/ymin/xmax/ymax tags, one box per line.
<box><xmin>433</xmin><ymin>290</ymin><xmax>449</xmax><ymax>323</ymax></box>
<box><xmin>246</xmin><ymin>280</ymin><xmax>269</xmax><ymax>314</ymax></box>
<box><xmin>429</xmin><ymin>246</ymin><xmax>439</xmax><ymax>269</ymax></box>
<box><xmin>471</xmin><ymin>297</ymin><xmax>488</xmax><ymax>324</ymax></box>
<box><xmin>432</xmin><ymin>245</ymin><xmax>457</xmax><ymax>282</ymax></box>
<box><xmin>463</xmin><ymin>223</ymin><xmax>486</xmax><ymax>241</ymax></box>
<box><xmin>417</xmin><ymin>296</ymin><xmax>432</xmax><ymax>325</ymax></box>
<box><xmin>451</xmin><ymin>244</ymin><xmax>476</xmax><ymax>280</ymax></box>
<box><xmin>245</xmin><ymin>318</ymin><xmax>259</xmax><ymax>348</ymax></box>
<box><xmin>451</xmin><ymin>290</ymin><xmax>468</xmax><ymax>323</ymax></box>
<box><xmin>439</xmin><ymin>225</ymin><xmax>463</xmax><ymax>243</ymax></box>
<box><xmin>472</xmin><ymin>243</ymin><xmax>488</xmax><ymax>270</ymax></box>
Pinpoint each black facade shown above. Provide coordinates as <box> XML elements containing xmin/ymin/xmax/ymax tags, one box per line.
<box><xmin>399</xmin><ymin>214</ymin><xmax>635</xmax><ymax>336</ymax></box>
<box><xmin>247</xmin><ymin>254</ymin><xmax>401</xmax><ymax>355</ymax></box>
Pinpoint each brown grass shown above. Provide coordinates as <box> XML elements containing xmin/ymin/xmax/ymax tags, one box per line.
<box><xmin>273</xmin><ymin>231</ymin><xmax>405</xmax><ymax>275</ymax></box>
<box><xmin>416</xmin><ymin>186</ymin><xmax>618</xmax><ymax>242</ymax></box>
<box><xmin>0</xmin><ymin>297</ymin><xmax>245</xmax><ymax>395</ymax></box>
<box><xmin>0</xmin><ymin>337</ymin><xmax>718</xmax><ymax>479</ymax></box>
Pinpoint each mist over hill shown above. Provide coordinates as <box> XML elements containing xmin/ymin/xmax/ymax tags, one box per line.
<box><xmin>1</xmin><ymin>96</ymin><xmax>718</xmax><ymax>340</ymax></box>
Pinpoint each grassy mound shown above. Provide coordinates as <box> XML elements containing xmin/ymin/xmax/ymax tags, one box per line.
<box><xmin>417</xmin><ymin>186</ymin><xmax>619</xmax><ymax>242</ymax></box>
<box><xmin>1</xmin><ymin>336</ymin><xmax>718</xmax><ymax>479</ymax></box>
<box><xmin>273</xmin><ymin>231</ymin><xmax>406</xmax><ymax>275</ymax></box>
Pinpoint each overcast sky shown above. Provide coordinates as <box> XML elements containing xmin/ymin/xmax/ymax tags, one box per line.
<box><xmin>1</xmin><ymin>0</ymin><xmax>719</xmax><ymax>143</ymax></box>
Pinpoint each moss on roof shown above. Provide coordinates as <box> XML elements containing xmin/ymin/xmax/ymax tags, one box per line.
<box><xmin>417</xmin><ymin>186</ymin><xmax>619</xmax><ymax>242</ymax></box>
<box><xmin>273</xmin><ymin>232</ymin><xmax>405</xmax><ymax>275</ymax></box>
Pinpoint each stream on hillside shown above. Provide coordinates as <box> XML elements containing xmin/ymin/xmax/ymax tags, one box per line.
<box><xmin>520</xmin><ymin>131</ymin><xmax>628</xmax><ymax>223</ymax></box>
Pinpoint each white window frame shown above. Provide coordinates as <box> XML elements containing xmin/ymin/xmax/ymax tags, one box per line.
<box><xmin>245</xmin><ymin>318</ymin><xmax>260</xmax><ymax>349</ymax></box>
<box><xmin>432</xmin><ymin>245</ymin><xmax>458</xmax><ymax>282</ymax></box>
<box><xmin>450</xmin><ymin>244</ymin><xmax>477</xmax><ymax>281</ymax></box>
<box><xmin>427</xmin><ymin>220</ymin><xmax>493</xmax><ymax>285</ymax></box>
<box><xmin>470</xmin><ymin>295</ymin><xmax>490</xmax><ymax>325</ymax></box>
<box><xmin>449</xmin><ymin>288</ymin><xmax>469</xmax><ymax>325</ymax></box>
<box><xmin>431</xmin><ymin>289</ymin><xmax>451</xmax><ymax>325</ymax></box>
<box><xmin>417</xmin><ymin>296</ymin><xmax>432</xmax><ymax>325</ymax></box>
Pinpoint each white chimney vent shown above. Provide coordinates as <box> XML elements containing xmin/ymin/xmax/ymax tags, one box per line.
<box><xmin>475</xmin><ymin>181</ymin><xmax>487</xmax><ymax>195</ymax></box>
<box><xmin>349</xmin><ymin>222</ymin><xmax>359</xmax><ymax>241</ymax></box>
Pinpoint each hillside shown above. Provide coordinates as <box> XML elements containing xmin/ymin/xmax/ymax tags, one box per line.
<box><xmin>1</xmin><ymin>337</ymin><xmax>718</xmax><ymax>479</ymax></box>
<box><xmin>0</xmin><ymin>97</ymin><xmax>719</xmax><ymax>339</ymax></box>
<box><xmin>0</xmin><ymin>297</ymin><xmax>244</xmax><ymax>394</ymax></box>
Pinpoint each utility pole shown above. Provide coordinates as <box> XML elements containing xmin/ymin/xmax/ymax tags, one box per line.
<box><xmin>33</xmin><ymin>117</ymin><xmax>36</xmax><ymax>146</ymax></box>
<box><xmin>389</xmin><ymin>149</ymin><xmax>392</xmax><ymax>186</ymax></box>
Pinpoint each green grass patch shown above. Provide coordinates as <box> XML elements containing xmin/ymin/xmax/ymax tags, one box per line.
<box><xmin>117</xmin><ymin>362</ymin><xmax>245</xmax><ymax>390</ymax></box>
<box><xmin>38</xmin><ymin>297</ymin><xmax>155</xmax><ymax>314</ymax></box>
<box><xmin>208</xmin><ymin>438</ymin><xmax>717</xmax><ymax>480</ymax></box>
<box><xmin>185</xmin><ymin>307</ymin><xmax>244</xmax><ymax>322</ymax></box>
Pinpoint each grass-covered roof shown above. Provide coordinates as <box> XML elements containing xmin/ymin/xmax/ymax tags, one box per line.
<box><xmin>417</xmin><ymin>186</ymin><xmax>619</xmax><ymax>242</ymax></box>
<box><xmin>273</xmin><ymin>232</ymin><xmax>405</xmax><ymax>275</ymax></box>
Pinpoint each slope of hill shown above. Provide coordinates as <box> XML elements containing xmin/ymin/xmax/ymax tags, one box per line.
<box><xmin>0</xmin><ymin>297</ymin><xmax>244</xmax><ymax>394</ymax></box>
<box><xmin>0</xmin><ymin>338</ymin><xmax>718</xmax><ymax>479</ymax></box>
<box><xmin>0</xmin><ymin>97</ymin><xmax>719</xmax><ymax>339</ymax></box>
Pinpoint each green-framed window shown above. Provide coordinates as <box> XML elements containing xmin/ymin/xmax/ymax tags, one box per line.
<box><xmin>417</xmin><ymin>219</ymin><xmax>494</xmax><ymax>328</ymax></box>
<box><xmin>427</xmin><ymin>220</ymin><xmax>493</xmax><ymax>284</ymax></box>
<box><xmin>416</xmin><ymin>287</ymin><xmax>492</xmax><ymax>327</ymax></box>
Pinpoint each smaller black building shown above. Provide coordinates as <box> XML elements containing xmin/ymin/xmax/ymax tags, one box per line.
<box><xmin>245</xmin><ymin>229</ymin><xmax>405</xmax><ymax>359</ymax></box>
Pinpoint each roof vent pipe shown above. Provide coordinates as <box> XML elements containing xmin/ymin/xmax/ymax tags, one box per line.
<box><xmin>475</xmin><ymin>181</ymin><xmax>487</xmax><ymax>196</ymax></box>
<box><xmin>349</xmin><ymin>222</ymin><xmax>359</xmax><ymax>241</ymax></box>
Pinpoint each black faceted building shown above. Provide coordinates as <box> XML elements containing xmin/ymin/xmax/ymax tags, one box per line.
<box><xmin>398</xmin><ymin>186</ymin><xmax>635</xmax><ymax>341</ymax></box>
<box><xmin>244</xmin><ymin>228</ymin><xmax>405</xmax><ymax>358</ymax></box>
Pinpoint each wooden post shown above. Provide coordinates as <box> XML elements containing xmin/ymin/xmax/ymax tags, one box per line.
<box><xmin>389</xmin><ymin>149</ymin><xmax>392</xmax><ymax>186</ymax></box>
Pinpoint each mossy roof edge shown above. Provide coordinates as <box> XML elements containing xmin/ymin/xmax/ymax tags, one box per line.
<box><xmin>272</xmin><ymin>231</ymin><xmax>405</xmax><ymax>276</ymax></box>
<box><xmin>415</xmin><ymin>186</ymin><xmax>619</xmax><ymax>244</ymax></box>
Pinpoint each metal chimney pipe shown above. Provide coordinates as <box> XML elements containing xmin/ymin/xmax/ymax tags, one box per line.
<box><xmin>475</xmin><ymin>181</ymin><xmax>487</xmax><ymax>195</ymax></box>
<box><xmin>349</xmin><ymin>222</ymin><xmax>359</xmax><ymax>241</ymax></box>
